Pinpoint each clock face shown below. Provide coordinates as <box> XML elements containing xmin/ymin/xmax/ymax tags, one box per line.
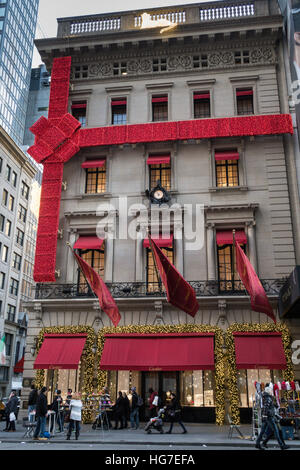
<box><xmin>154</xmin><ymin>189</ymin><xmax>164</xmax><ymax>200</ymax></box>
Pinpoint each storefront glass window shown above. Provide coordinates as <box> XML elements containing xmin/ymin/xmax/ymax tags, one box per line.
<box><xmin>237</xmin><ymin>369</ymin><xmax>283</xmax><ymax>407</ymax></box>
<box><xmin>180</xmin><ymin>370</ymin><xmax>215</xmax><ymax>407</ymax></box>
<box><xmin>107</xmin><ymin>371</ymin><xmax>117</xmax><ymax>402</ymax></box>
<box><xmin>117</xmin><ymin>370</ymin><xmax>130</xmax><ymax>394</ymax></box>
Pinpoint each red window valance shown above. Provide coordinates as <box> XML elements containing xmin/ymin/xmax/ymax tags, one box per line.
<box><xmin>73</xmin><ymin>236</ymin><xmax>104</xmax><ymax>250</ymax></box>
<box><xmin>215</xmin><ymin>151</ymin><xmax>239</xmax><ymax>161</ymax></box>
<box><xmin>71</xmin><ymin>103</ymin><xmax>87</xmax><ymax>109</ymax></box>
<box><xmin>216</xmin><ymin>230</ymin><xmax>247</xmax><ymax>245</ymax></box>
<box><xmin>194</xmin><ymin>93</ymin><xmax>210</xmax><ymax>100</ymax></box>
<box><xmin>111</xmin><ymin>99</ymin><xmax>127</xmax><ymax>106</ymax></box>
<box><xmin>81</xmin><ymin>159</ymin><xmax>106</xmax><ymax>169</ymax></box>
<box><xmin>236</xmin><ymin>89</ymin><xmax>253</xmax><ymax>97</ymax></box>
<box><xmin>152</xmin><ymin>96</ymin><xmax>168</xmax><ymax>103</ymax></box>
<box><xmin>100</xmin><ymin>333</ymin><xmax>215</xmax><ymax>371</ymax></box>
<box><xmin>147</xmin><ymin>154</ymin><xmax>171</xmax><ymax>165</ymax></box>
<box><xmin>143</xmin><ymin>234</ymin><xmax>173</xmax><ymax>248</ymax></box>
<box><xmin>234</xmin><ymin>332</ymin><xmax>287</xmax><ymax>369</ymax></box>
<box><xmin>34</xmin><ymin>334</ymin><xmax>87</xmax><ymax>370</ymax></box>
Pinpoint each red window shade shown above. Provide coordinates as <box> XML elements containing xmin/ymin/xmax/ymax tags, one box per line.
<box><xmin>152</xmin><ymin>96</ymin><xmax>168</xmax><ymax>103</ymax></box>
<box><xmin>73</xmin><ymin>236</ymin><xmax>104</xmax><ymax>250</ymax></box>
<box><xmin>234</xmin><ymin>332</ymin><xmax>287</xmax><ymax>369</ymax></box>
<box><xmin>14</xmin><ymin>356</ymin><xmax>24</xmax><ymax>373</ymax></box>
<box><xmin>111</xmin><ymin>99</ymin><xmax>127</xmax><ymax>106</ymax></box>
<box><xmin>194</xmin><ymin>93</ymin><xmax>210</xmax><ymax>100</ymax></box>
<box><xmin>71</xmin><ymin>103</ymin><xmax>87</xmax><ymax>109</ymax></box>
<box><xmin>215</xmin><ymin>151</ymin><xmax>239</xmax><ymax>161</ymax></box>
<box><xmin>100</xmin><ymin>333</ymin><xmax>215</xmax><ymax>371</ymax></box>
<box><xmin>34</xmin><ymin>334</ymin><xmax>87</xmax><ymax>369</ymax></box>
<box><xmin>147</xmin><ymin>154</ymin><xmax>171</xmax><ymax>165</ymax></box>
<box><xmin>236</xmin><ymin>89</ymin><xmax>253</xmax><ymax>97</ymax></box>
<box><xmin>216</xmin><ymin>230</ymin><xmax>247</xmax><ymax>245</ymax></box>
<box><xmin>143</xmin><ymin>234</ymin><xmax>173</xmax><ymax>248</ymax></box>
<box><xmin>81</xmin><ymin>159</ymin><xmax>106</xmax><ymax>168</ymax></box>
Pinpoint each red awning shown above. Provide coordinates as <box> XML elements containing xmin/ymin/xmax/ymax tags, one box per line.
<box><xmin>147</xmin><ymin>154</ymin><xmax>171</xmax><ymax>165</ymax></box>
<box><xmin>34</xmin><ymin>334</ymin><xmax>87</xmax><ymax>370</ymax></box>
<box><xmin>73</xmin><ymin>236</ymin><xmax>104</xmax><ymax>250</ymax></box>
<box><xmin>71</xmin><ymin>103</ymin><xmax>87</xmax><ymax>109</ymax></box>
<box><xmin>215</xmin><ymin>151</ymin><xmax>239</xmax><ymax>161</ymax></box>
<box><xmin>152</xmin><ymin>96</ymin><xmax>168</xmax><ymax>103</ymax></box>
<box><xmin>111</xmin><ymin>100</ymin><xmax>127</xmax><ymax>106</ymax></box>
<box><xmin>81</xmin><ymin>159</ymin><xmax>106</xmax><ymax>168</ymax></box>
<box><xmin>216</xmin><ymin>230</ymin><xmax>247</xmax><ymax>245</ymax></box>
<box><xmin>194</xmin><ymin>93</ymin><xmax>210</xmax><ymax>100</ymax></box>
<box><xmin>14</xmin><ymin>356</ymin><xmax>24</xmax><ymax>374</ymax></box>
<box><xmin>236</xmin><ymin>89</ymin><xmax>253</xmax><ymax>97</ymax></box>
<box><xmin>234</xmin><ymin>332</ymin><xmax>287</xmax><ymax>369</ymax></box>
<box><xmin>100</xmin><ymin>333</ymin><xmax>215</xmax><ymax>370</ymax></box>
<box><xmin>143</xmin><ymin>234</ymin><xmax>173</xmax><ymax>248</ymax></box>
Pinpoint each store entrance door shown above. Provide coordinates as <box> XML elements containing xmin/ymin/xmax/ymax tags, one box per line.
<box><xmin>141</xmin><ymin>371</ymin><xmax>179</xmax><ymax>419</ymax></box>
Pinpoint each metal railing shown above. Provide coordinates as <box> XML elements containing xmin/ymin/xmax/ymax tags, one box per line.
<box><xmin>35</xmin><ymin>279</ymin><xmax>284</xmax><ymax>300</ymax></box>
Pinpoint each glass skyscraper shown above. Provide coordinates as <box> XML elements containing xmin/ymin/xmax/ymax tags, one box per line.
<box><xmin>0</xmin><ymin>0</ymin><xmax>39</xmax><ymax>145</ymax></box>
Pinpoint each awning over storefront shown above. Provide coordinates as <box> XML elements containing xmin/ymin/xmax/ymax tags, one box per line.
<box><xmin>100</xmin><ymin>333</ymin><xmax>215</xmax><ymax>371</ymax></box>
<box><xmin>233</xmin><ymin>332</ymin><xmax>287</xmax><ymax>369</ymax></box>
<box><xmin>73</xmin><ymin>236</ymin><xmax>104</xmax><ymax>250</ymax></box>
<box><xmin>34</xmin><ymin>334</ymin><xmax>87</xmax><ymax>369</ymax></box>
<box><xmin>216</xmin><ymin>230</ymin><xmax>247</xmax><ymax>245</ymax></box>
<box><xmin>143</xmin><ymin>234</ymin><xmax>173</xmax><ymax>248</ymax></box>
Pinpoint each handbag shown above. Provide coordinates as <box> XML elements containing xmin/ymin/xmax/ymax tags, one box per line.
<box><xmin>9</xmin><ymin>412</ymin><xmax>16</xmax><ymax>421</ymax></box>
<box><xmin>152</xmin><ymin>396</ymin><xmax>159</xmax><ymax>407</ymax></box>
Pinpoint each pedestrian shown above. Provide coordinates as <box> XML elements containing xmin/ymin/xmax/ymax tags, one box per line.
<box><xmin>114</xmin><ymin>391</ymin><xmax>125</xmax><ymax>429</ymax></box>
<box><xmin>66</xmin><ymin>392</ymin><xmax>82</xmax><ymax>440</ymax></box>
<box><xmin>27</xmin><ymin>384</ymin><xmax>38</xmax><ymax>423</ymax></box>
<box><xmin>122</xmin><ymin>392</ymin><xmax>130</xmax><ymax>429</ymax></box>
<box><xmin>166</xmin><ymin>392</ymin><xmax>187</xmax><ymax>434</ymax></box>
<box><xmin>100</xmin><ymin>387</ymin><xmax>113</xmax><ymax>429</ymax></box>
<box><xmin>63</xmin><ymin>388</ymin><xmax>73</xmax><ymax>424</ymax></box>
<box><xmin>50</xmin><ymin>389</ymin><xmax>64</xmax><ymax>432</ymax></box>
<box><xmin>129</xmin><ymin>387</ymin><xmax>140</xmax><ymax>430</ymax></box>
<box><xmin>148</xmin><ymin>387</ymin><xmax>160</xmax><ymax>418</ymax></box>
<box><xmin>4</xmin><ymin>391</ymin><xmax>18</xmax><ymax>432</ymax></box>
<box><xmin>33</xmin><ymin>386</ymin><xmax>49</xmax><ymax>441</ymax></box>
<box><xmin>255</xmin><ymin>384</ymin><xmax>289</xmax><ymax>450</ymax></box>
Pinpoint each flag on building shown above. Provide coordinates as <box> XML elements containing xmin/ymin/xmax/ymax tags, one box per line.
<box><xmin>73</xmin><ymin>252</ymin><xmax>121</xmax><ymax>327</ymax></box>
<box><xmin>235</xmin><ymin>241</ymin><xmax>276</xmax><ymax>323</ymax></box>
<box><xmin>149</xmin><ymin>236</ymin><xmax>199</xmax><ymax>317</ymax></box>
<box><xmin>0</xmin><ymin>334</ymin><xmax>6</xmax><ymax>365</ymax></box>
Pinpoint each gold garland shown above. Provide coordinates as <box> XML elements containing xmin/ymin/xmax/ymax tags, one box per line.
<box><xmin>97</xmin><ymin>324</ymin><xmax>226</xmax><ymax>425</ymax></box>
<box><xmin>225</xmin><ymin>322</ymin><xmax>294</xmax><ymax>425</ymax></box>
<box><xmin>34</xmin><ymin>325</ymin><xmax>96</xmax><ymax>424</ymax></box>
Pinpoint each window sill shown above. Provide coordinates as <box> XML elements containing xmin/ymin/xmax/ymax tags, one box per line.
<box><xmin>80</xmin><ymin>192</ymin><xmax>112</xmax><ymax>199</ymax></box>
<box><xmin>209</xmin><ymin>186</ymin><xmax>248</xmax><ymax>193</ymax></box>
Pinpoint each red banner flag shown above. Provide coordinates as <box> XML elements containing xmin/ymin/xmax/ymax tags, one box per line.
<box><xmin>74</xmin><ymin>252</ymin><xmax>121</xmax><ymax>327</ymax></box>
<box><xmin>235</xmin><ymin>241</ymin><xmax>276</xmax><ymax>323</ymax></box>
<box><xmin>149</xmin><ymin>236</ymin><xmax>199</xmax><ymax>317</ymax></box>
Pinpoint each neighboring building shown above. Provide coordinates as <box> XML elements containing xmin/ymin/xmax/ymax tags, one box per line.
<box><xmin>23</xmin><ymin>0</ymin><xmax>300</xmax><ymax>424</ymax></box>
<box><xmin>0</xmin><ymin>0</ymin><xmax>39</xmax><ymax>146</ymax></box>
<box><xmin>0</xmin><ymin>126</ymin><xmax>36</xmax><ymax>398</ymax></box>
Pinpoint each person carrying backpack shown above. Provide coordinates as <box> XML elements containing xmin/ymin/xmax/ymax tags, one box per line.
<box><xmin>130</xmin><ymin>387</ymin><xmax>141</xmax><ymax>430</ymax></box>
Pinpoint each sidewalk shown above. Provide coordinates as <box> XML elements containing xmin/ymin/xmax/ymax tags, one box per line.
<box><xmin>1</xmin><ymin>422</ymin><xmax>300</xmax><ymax>448</ymax></box>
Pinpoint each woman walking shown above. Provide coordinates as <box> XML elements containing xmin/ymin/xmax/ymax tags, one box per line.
<box><xmin>166</xmin><ymin>392</ymin><xmax>187</xmax><ymax>434</ymax></box>
<box><xmin>66</xmin><ymin>392</ymin><xmax>82</xmax><ymax>440</ymax></box>
<box><xmin>114</xmin><ymin>391</ymin><xmax>125</xmax><ymax>430</ymax></box>
<box><xmin>4</xmin><ymin>391</ymin><xmax>18</xmax><ymax>432</ymax></box>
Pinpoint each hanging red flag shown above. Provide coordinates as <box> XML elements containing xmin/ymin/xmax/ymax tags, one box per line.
<box><xmin>235</xmin><ymin>241</ymin><xmax>276</xmax><ymax>323</ymax></box>
<box><xmin>149</xmin><ymin>236</ymin><xmax>199</xmax><ymax>317</ymax></box>
<box><xmin>73</xmin><ymin>252</ymin><xmax>121</xmax><ymax>327</ymax></box>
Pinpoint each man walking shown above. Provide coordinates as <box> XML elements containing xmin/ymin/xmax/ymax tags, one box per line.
<box><xmin>130</xmin><ymin>387</ymin><xmax>140</xmax><ymax>430</ymax></box>
<box><xmin>33</xmin><ymin>386</ymin><xmax>49</xmax><ymax>441</ymax></box>
<box><xmin>255</xmin><ymin>384</ymin><xmax>289</xmax><ymax>450</ymax></box>
<box><xmin>27</xmin><ymin>384</ymin><xmax>38</xmax><ymax>423</ymax></box>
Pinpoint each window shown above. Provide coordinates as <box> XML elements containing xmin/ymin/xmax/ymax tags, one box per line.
<box><xmin>1</xmin><ymin>245</ymin><xmax>8</xmax><ymax>262</ymax></box>
<box><xmin>4</xmin><ymin>219</ymin><xmax>11</xmax><ymax>236</ymax></box>
<box><xmin>8</xmin><ymin>195</ymin><xmax>14</xmax><ymax>211</ymax></box>
<box><xmin>236</xmin><ymin>88</ymin><xmax>254</xmax><ymax>115</ymax></box>
<box><xmin>18</xmin><ymin>204</ymin><xmax>27</xmax><ymax>222</ymax></box>
<box><xmin>85</xmin><ymin>161</ymin><xmax>106</xmax><ymax>194</ymax></box>
<box><xmin>181</xmin><ymin>370</ymin><xmax>215</xmax><ymax>407</ymax></box>
<box><xmin>0</xmin><ymin>214</ymin><xmax>4</xmax><ymax>231</ymax></box>
<box><xmin>152</xmin><ymin>57</ymin><xmax>167</xmax><ymax>72</ymax></box>
<box><xmin>146</xmin><ymin>245</ymin><xmax>173</xmax><ymax>293</ymax></box>
<box><xmin>16</xmin><ymin>228</ymin><xmax>24</xmax><ymax>246</ymax></box>
<box><xmin>193</xmin><ymin>91</ymin><xmax>211</xmax><ymax>118</ymax></box>
<box><xmin>149</xmin><ymin>158</ymin><xmax>171</xmax><ymax>191</ymax></box>
<box><xmin>234</xmin><ymin>50</ymin><xmax>250</xmax><ymax>65</ymax></box>
<box><xmin>71</xmin><ymin>101</ymin><xmax>87</xmax><ymax>127</ymax></box>
<box><xmin>9</xmin><ymin>278</ymin><xmax>19</xmax><ymax>296</ymax></box>
<box><xmin>12</xmin><ymin>252</ymin><xmax>22</xmax><ymax>271</ymax></box>
<box><xmin>73</xmin><ymin>65</ymin><xmax>88</xmax><ymax>79</ymax></box>
<box><xmin>21</xmin><ymin>181</ymin><xmax>29</xmax><ymax>200</ymax></box>
<box><xmin>237</xmin><ymin>369</ymin><xmax>283</xmax><ymax>408</ymax></box>
<box><xmin>113</xmin><ymin>62</ymin><xmax>127</xmax><ymax>76</ymax></box>
<box><xmin>6</xmin><ymin>164</ymin><xmax>11</xmax><ymax>181</ymax></box>
<box><xmin>7</xmin><ymin>304</ymin><xmax>16</xmax><ymax>323</ymax></box>
<box><xmin>111</xmin><ymin>98</ymin><xmax>127</xmax><ymax>125</ymax></box>
<box><xmin>152</xmin><ymin>95</ymin><xmax>168</xmax><ymax>122</ymax></box>
<box><xmin>0</xmin><ymin>367</ymin><xmax>9</xmax><ymax>381</ymax></box>
<box><xmin>12</xmin><ymin>171</ymin><xmax>17</xmax><ymax>187</ymax></box>
<box><xmin>4</xmin><ymin>333</ymin><xmax>13</xmax><ymax>356</ymax></box>
<box><xmin>215</xmin><ymin>159</ymin><xmax>239</xmax><ymax>188</ymax></box>
<box><xmin>193</xmin><ymin>55</ymin><xmax>208</xmax><ymax>69</ymax></box>
<box><xmin>2</xmin><ymin>189</ymin><xmax>8</xmax><ymax>206</ymax></box>
<box><xmin>0</xmin><ymin>272</ymin><xmax>5</xmax><ymax>289</ymax></box>
<box><xmin>78</xmin><ymin>246</ymin><xmax>105</xmax><ymax>293</ymax></box>
<box><xmin>217</xmin><ymin>243</ymin><xmax>245</xmax><ymax>293</ymax></box>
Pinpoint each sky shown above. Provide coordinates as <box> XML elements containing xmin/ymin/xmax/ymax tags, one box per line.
<box><xmin>32</xmin><ymin>0</ymin><xmax>219</xmax><ymax>67</ymax></box>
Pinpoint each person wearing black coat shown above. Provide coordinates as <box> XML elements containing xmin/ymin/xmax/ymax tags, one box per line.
<box><xmin>166</xmin><ymin>393</ymin><xmax>187</xmax><ymax>434</ymax></box>
<box><xmin>122</xmin><ymin>392</ymin><xmax>130</xmax><ymax>429</ymax></box>
<box><xmin>114</xmin><ymin>391</ymin><xmax>125</xmax><ymax>430</ymax></box>
<box><xmin>28</xmin><ymin>384</ymin><xmax>38</xmax><ymax>423</ymax></box>
<box><xmin>33</xmin><ymin>387</ymin><xmax>49</xmax><ymax>440</ymax></box>
<box><xmin>50</xmin><ymin>390</ymin><xmax>64</xmax><ymax>432</ymax></box>
<box><xmin>3</xmin><ymin>391</ymin><xmax>18</xmax><ymax>432</ymax></box>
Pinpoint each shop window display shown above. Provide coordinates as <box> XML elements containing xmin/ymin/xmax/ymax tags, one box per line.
<box><xmin>180</xmin><ymin>370</ymin><xmax>215</xmax><ymax>407</ymax></box>
<box><xmin>237</xmin><ymin>369</ymin><xmax>283</xmax><ymax>408</ymax></box>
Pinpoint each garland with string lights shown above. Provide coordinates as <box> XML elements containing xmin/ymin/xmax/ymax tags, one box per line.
<box><xmin>97</xmin><ymin>324</ymin><xmax>226</xmax><ymax>425</ymax></box>
<box><xmin>34</xmin><ymin>325</ymin><xmax>96</xmax><ymax>423</ymax></box>
<box><xmin>225</xmin><ymin>323</ymin><xmax>293</xmax><ymax>425</ymax></box>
